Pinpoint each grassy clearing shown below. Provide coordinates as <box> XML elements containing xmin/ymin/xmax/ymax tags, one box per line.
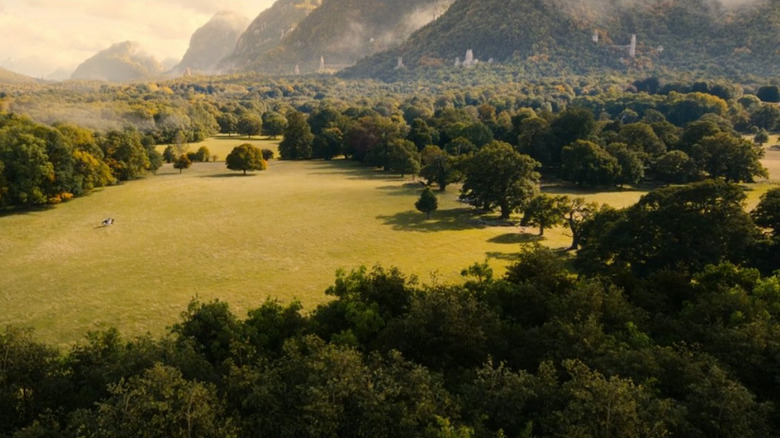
<box><xmin>2</xmin><ymin>136</ymin><xmax>778</xmax><ymax>346</ymax></box>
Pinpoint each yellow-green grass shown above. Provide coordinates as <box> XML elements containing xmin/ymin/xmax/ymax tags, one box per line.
<box><xmin>2</xmin><ymin>136</ymin><xmax>778</xmax><ymax>347</ymax></box>
<box><xmin>156</xmin><ymin>135</ymin><xmax>278</xmax><ymax>162</ymax></box>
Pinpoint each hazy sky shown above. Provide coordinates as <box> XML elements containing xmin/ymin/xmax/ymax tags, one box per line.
<box><xmin>0</xmin><ymin>0</ymin><xmax>275</xmax><ymax>77</ymax></box>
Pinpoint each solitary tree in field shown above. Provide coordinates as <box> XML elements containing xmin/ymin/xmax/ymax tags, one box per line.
<box><xmin>460</xmin><ymin>141</ymin><xmax>540</xmax><ymax>219</ymax></box>
<box><xmin>226</xmin><ymin>143</ymin><xmax>267</xmax><ymax>175</ymax></box>
<box><xmin>415</xmin><ymin>188</ymin><xmax>438</xmax><ymax>219</ymax></box>
<box><xmin>173</xmin><ymin>154</ymin><xmax>191</xmax><ymax>173</ymax></box>
<box><xmin>521</xmin><ymin>194</ymin><xmax>567</xmax><ymax>236</ymax></box>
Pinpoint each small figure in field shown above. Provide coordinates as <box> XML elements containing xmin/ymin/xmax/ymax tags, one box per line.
<box><xmin>101</xmin><ymin>218</ymin><xmax>114</xmax><ymax>226</ymax></box>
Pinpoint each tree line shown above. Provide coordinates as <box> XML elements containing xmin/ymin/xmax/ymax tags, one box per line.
<box><xmin>0</xmin><ymin>113</ymin><xmax>161</xmax><ymax>209</ymax></box>
<box><xmin>2</xmin><ymin>182</ymin><xmax>780</xmax><ymax>438</ymax></box>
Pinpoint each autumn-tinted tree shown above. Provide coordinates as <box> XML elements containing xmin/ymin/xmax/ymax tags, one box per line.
<box><xmin>415</xmin><ymin>188</ymin><xmax>438</xmax><ymax>219</ymax></box>
<box><xmin>278</xmin><ymin>111</ymin><xmax>314</xmax><ymax>160</ymax></box>
<box><xmin>461</xmin><ymin>141</ymin><xmax>540</xmax><ymax>219</ymax></box>
<box><xmin>225</xmin><ymin>143</ymin><xmax>267</xmax><ymax>175</ymax></box>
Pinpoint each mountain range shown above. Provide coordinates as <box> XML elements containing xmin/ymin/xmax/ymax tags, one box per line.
<box><xmin>173</xmin><ymin>11</ymin><xmax>250</xmax><ymax>75</ymax></box>
<box><xmin>62</xmin><ymin>0</ymin><xmax>780</xmax><ymax>82</ymax></box>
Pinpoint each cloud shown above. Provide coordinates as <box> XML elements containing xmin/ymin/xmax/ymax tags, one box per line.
<box><xmin>0</xmin><ymin>0</ymin><xmax>273</xmax><ymax>77</ymax></box>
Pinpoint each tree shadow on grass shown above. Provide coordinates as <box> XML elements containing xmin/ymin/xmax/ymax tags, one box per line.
<box><xmin>485</xmin><ymin>251</ymin><xmax>523</xmax><ymax>262</ymax></box>
<box><xmin>377</xmin><ymin>208</ymin><xmax>486</xmax><ymax>232</ymax></box>
<box><xmin>0</xmin><ymin>204</ymin><xmax>54</xmax><ymax>218</ymax></box>
<box><xmin>200</xmin><ymin>173</ymin><xmax>260</xmax><ymax>178</ymax></box>
<box><xmin>375</xmin><ymin>182</ymin><xmax>428</xmax><ymax>196</ymax></box>
<box><xmin>306</xmin><ymin>160</ymin><xmax>412</xmax><ymax>182</ymax></box>
<box><xmin>488</xmin><ymin>233</ymin><xmax>544</xmax><ymax>244</ymax></box>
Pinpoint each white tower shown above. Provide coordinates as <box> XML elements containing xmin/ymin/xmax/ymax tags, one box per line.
<box><xmin>629</xmin><ymin>34</ymin><xmax>636</xmax><ymax>58</ymax></box>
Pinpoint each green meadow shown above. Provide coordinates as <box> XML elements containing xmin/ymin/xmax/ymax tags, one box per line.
<box><xmin>1</xmin><ymin>136</ymin><xmax>777</xmax><ymax>346</ymax></box>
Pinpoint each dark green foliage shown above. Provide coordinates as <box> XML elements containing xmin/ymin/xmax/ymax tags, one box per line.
<box><xmin>756</xmin><ymin>85</ymin><xmax>780</xmax><ymax>103</ymax></box>
<box><xmin>173</xmin><ymin>154</ymin><xmax>191</xmax><ymax>173</ymax></box>
<box><xmin>696</xmin><ymin>133</ymin><xmax>767</xmax><ymax>182</ymax></box>
<box><xmin>278</xmin><ymin>111</ymin><xmax>314</xmax><ymax>160</ymax></box>
<box><xmin>173</xmin><ymin>299</ymin><xmax>243</xmax><ymax>368</ymax></box>
<box><xmin>0</xmin><ymin>328</ymin><xmax>63</xmax><ymax>436</ymax></box>
<box><xmin>752</xmin><ymin>188</ymin><xmax>780</xmax><ymax>237</ymax></box>
<box><xmin>460</xmin><ymin>141</ymin><xmax>540</xmax><ymax>219</ymax></box>
<box><xmin>419</xmin><ymin>145</ymin><xmax>460</xmax><ymax>191</ymax></box>
<box><xmin>237</xmin><ymin>113</ymin><xmax>262</xmax><ymax>138</ymax></box>
<box><xmin>385</xmin><ymin>139</ymin><xmax>420</xmax><ymax>176</ymax></box>
<box><xmin>217</xmin><ymin>112</ymin><xmax>237</xmax><ymax>136</ymax></box>
<box><xmin>195</xmin><ymin>146</ymin><xmax>211</xmax><ymax>162</ymax></box>
<box><xmin>578</xmin><ymin>180</ymin><xmax>760</xmax><ymax>277</ymax></box>
<box><xmin>654</xmin><ymin>150</ymin><xmax>699</xmax><ymax>184</ymax></box>
<box><xmin>415</xmin><ymin>187</ymin><xmax>438</xmax><ymax>219</ymax></box>
<box><xmin>520</xmin><ymin>194</ymin><xmax>567</xmax><ymax>236</ymax></box>
<box><xmin>261</xmin><ymin>111</ymin><xmax>288</xmax><ymax>138</ymax></box>
<box><xmin>225</xmin><ymin>143</ymin><xmax>267</xmax><ymax>175</ymax></box>
<box><xmin>77</xmin><ymin>364</ymin><xmax>235</xmax><ymax>438</ymax></box>
<box><xmin>561</xmin><ymin>140</ymin><xmax>620</xmax><ymax>186</ymax></box>
<box><xmin>261</xmin><ymin>148</ymin><xmax>274</xmax><ymax>161</ymax></box>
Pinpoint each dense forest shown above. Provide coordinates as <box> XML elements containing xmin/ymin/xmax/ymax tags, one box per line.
<box><xmin>2</xmin><ymin>73</ymin><xmax>778</xmax><ymax>209</ymax></box>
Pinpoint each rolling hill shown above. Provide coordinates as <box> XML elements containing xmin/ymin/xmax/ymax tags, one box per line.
<box><xmin>0</xmin><ymin>66</ymin><xmax>38</xmax><ymax>84</ymax></box>
<box><xmin>70</xmin><ymin>41</ymin><xmax>163</xmax><ymax>82</ymax></box>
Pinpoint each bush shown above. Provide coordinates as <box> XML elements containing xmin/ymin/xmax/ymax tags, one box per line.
<box><xmin>261</xmin><ymin>149</ymin><xmax>274</xmax><ymax>160</ymax></box>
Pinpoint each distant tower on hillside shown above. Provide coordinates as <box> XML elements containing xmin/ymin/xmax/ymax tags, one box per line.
<box><xmin>294</xmin><ymin>64</ymin><xmax>300</xmax><ymax>75</ymax></box>
<box><xmin>319</xmin><ymin>56</ymin><xmax>326</xmax><ymax>72</ymax></box>
<box><xmin>395</xmin><ymin>57</ymin><xmax>405</xmax><ymax>69</ymax></box>
<box><xmin>592</xmin><ymin>30</ymin><xmax>599</xmax><ymax>43</ymax></box>
<box><xmin>463</xmin><ymin>49</ymin><xmax>476</xmax><ymax>67</ymax></box>
<box><xmin>629</xmin><ymin>34</ymin><xmax>636</xmax><ymax>58</ymax></box>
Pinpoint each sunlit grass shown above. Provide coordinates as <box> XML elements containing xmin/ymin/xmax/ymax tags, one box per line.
<box><xmin>2</xmin><ymin>136</ymin><xmax>778</xmax><ymax>346</ymax></box>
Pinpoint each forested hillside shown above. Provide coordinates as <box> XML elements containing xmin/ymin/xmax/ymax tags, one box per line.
<box><xmin>346</xmin><ymin>0</ymin><xmax>780</xmax><ymax>79</ymax></box>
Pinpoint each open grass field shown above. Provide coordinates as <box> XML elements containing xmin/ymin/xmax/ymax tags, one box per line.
<box><xmin>1</xmin><ymin>136</ymin><xmax>778</xmax><ymax>346</ymax></box>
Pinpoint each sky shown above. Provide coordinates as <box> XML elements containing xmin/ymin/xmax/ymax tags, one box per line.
<box><xmin>0</xmin><ymin>0</ymin><xmax>275</xmax><ymax>78</ymax></box>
